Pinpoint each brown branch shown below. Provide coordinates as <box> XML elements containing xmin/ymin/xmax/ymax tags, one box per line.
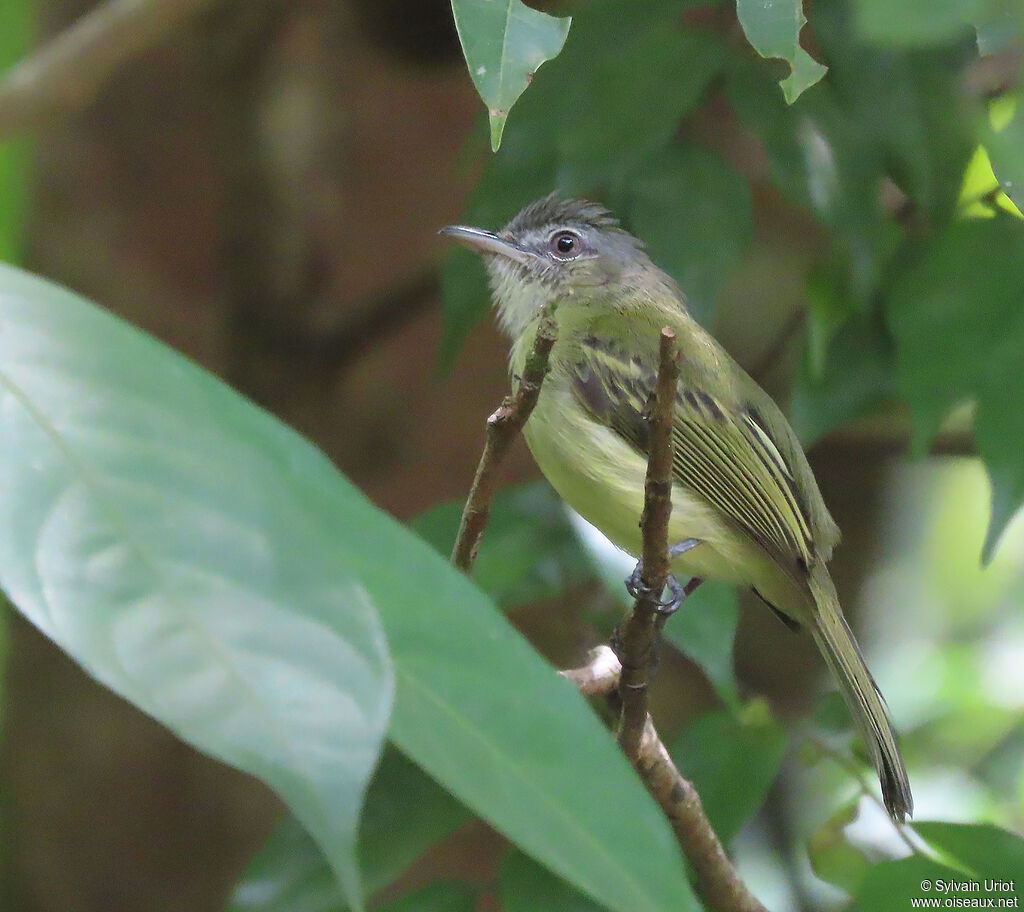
<box><xmin>634</xmin><ymin>715</ymin><xmax>770</xmax><ymax>912</ymax></box>
<box><xmin>615</xmin><ymin>327</ymin><xmax>679</xmax><ymax>759</ymax></box>
<box><xmin>0</xmin><ymin>0</ymin><xmax>223</xmax><ymax>140</ymax></box>
<box><xmin>563</xmin><ymin>648</ymin><xmax>770</xmax><ymax>912</ymax></box>
<box><xmin>450</xmin><ymin>305</ymin><xmax>558</xmax><ymax>572</ymax></box>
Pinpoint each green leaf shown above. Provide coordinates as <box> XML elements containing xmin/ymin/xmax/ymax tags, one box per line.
<box><xmin>668</xmin><ymin>703</ymin><xmax>787</xmax><ymax>845</ymax></box>
<box><xmin>229</xmin><ymin>749</ymin><xmax>470</xmax><ymax>912</ymax></box>
<box><xmin>0</xmin><ymin>264</ymin><xmax>393</xmax><ymax>911</ymax></box>
<box><xmin>736</xmin><ymin>0</ymin><xmax>827</xmax><ymax>103</ymax></box>
<box><xmin>807</xmin><ymin>800</ymin><xmax>871</xmax><ymax>895</ymax></box>
<box><xmin>382</xmin><ymin>577</ymin><xmax>699</xmax><ymax>912</ymax></box>
<box><xmin>886</xmin><ymin>215</ymin><xmax>1024</xmax><ymax>560</ymax></box>
<box><xmin>0</xmin><ymin>264</ymin><xmax>699</xmax><ymax>912</ymax></box>
<box><xmin>618</xmin><ymin>145</ymin><xmax>753</xmax><ymax>322</ymax></box>
<box><xmin>439</xmin><ymin>5</ymin><xmax>728</xmax><ymax>365</ymax></box>
<box><xmin>229</xmin><ymin>817</ymin><xmax>348</xmax><ymax>912</ymax></box>
<box><xmin>849</xmin><ymin>855</ymin><xmax>1003</xmax><ymax>911</ymax></box>
<box><xmin>986</xmin><ymin>101</ymin><xmax>1024</xmax><ymax>213</ymax></box>
<box><xmin>853</xmin><ymin>0</ymin><xmax>1009</xmax><ymax>47</ymax></box>
<box><xmin>661</xmin><ymin>581</ymin><xmax>741</xmax><ymax>708</ymax></box>
<box><xmin>789</xmin><ymin>314</ymin><xmax>896</xmax><ymax>446</ymax></box>
<box><xmin>853</xmin><ymin>0</ymin><xmax>980</xmax><ymax>45</ymax></box>
<box><xmin>412</xmin><ymin>483</ymin><xmax>593</xmax><ymax>609</ymax></box>
<box><xmin>0</xmin><ymin>0</ymin><xmax>33</xmax><ymax>262</ymax></box>
<box><xmin>375</xmin><ymin>883</ymin><xmax>477</xmax><ymax>912</ymax></box>
<box><xmin>553</xmin><ymin>23</ymin><xmax>726</xmax><ymax>187</ymax></box>
<box><xmin>499</xmin><ymin>849</ymin><xmax>606</xmax><ymax>912</ymax></box>
<box><xmin>913</xmin><ymin>821</ymin><xmax>1024</xmax><ymax>880</ymax></box>
<box><xmin>450</xmin><ymin>0</ymin><xmax>571</xmax><ymax>151</ymax></box>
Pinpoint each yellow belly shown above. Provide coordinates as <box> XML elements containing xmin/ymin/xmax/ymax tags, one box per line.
<box><xmin>523</xmin><ymin>377</ymin><xmax>796</xmax><ymax>602</ymax></box>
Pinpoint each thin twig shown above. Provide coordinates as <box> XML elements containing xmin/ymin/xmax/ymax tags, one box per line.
<box><xmin>615</xmin><ymin>327</ymin><xmax>679</xmax><ymax>759</ymax></box>
<box><xmin>0</xmin><ymin>0</ymin><xmax>223</xmax><ymax>140</ymax></box>
<box><xmin>450</xmin><ymin>305</ymin><xmax>558</xmax><ymax>572</ymax></box>
<box><xmin>562</xmin><ymin>648</ymin><xmax>770</xmax><ymax>912</ymax></box>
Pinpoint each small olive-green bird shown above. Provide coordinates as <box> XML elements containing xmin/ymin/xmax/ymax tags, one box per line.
<box><xmin>442</xmin><ymin>194</ymin><xmax>912</xmax><ymax>822</ymax></box>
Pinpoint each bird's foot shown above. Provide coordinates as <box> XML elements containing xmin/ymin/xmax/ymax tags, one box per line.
<box><xmin>624</xmin><ymin>538</ymin><xmax>702</xmax><ymax>616</ymax></box>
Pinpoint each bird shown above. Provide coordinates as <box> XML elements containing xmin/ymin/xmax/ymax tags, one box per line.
<box><xmin>441</xmin><ymin>193</ymin><xmax>913</xmax><ymax>822</ymax></box>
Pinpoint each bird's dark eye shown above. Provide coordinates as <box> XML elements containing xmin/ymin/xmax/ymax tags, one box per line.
<box><xmin>550</xmin><ymin>230</ymin><xmax>581</xmax><ymax>258</ymax></box>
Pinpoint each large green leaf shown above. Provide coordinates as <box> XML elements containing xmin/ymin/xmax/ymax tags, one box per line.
<box><xmin>450</xmin><ymin>0</ymin><xmax>571</xmax><ymax>151</ymax></box>
<box><xmin>886</xmin><ymin>215</ymin><xmax>1024</xmax><ymax>560</ymax></box>
<box><xmin>0</xmin><ymin>265</ymin><xmax>394</xmax><ymax>910</ymax></box>
<box><xmin>736</xmin><ymin>0</ymin><xmax>827</xmax><ymax>103</ymax></box>
<box><xmin>0</xmin><ymin>265</ymin><xmax>698</xmax><ymax>912</ymax></box>
<box><xmin>229</xmin><ymin>749</ymin><xmax>470</xmax><ymax>912</ymax></box>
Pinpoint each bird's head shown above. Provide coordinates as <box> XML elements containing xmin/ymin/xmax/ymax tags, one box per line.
<box><xmin>441</xmin><ymin>194</ymin><xmax>670</xmax><ymax>338</ymax></box>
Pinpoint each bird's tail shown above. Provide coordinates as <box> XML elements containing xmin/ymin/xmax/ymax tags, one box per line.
<box><xmin>808</xmin><ymin>563</ymin><xmax>913</xmax><ymax>822</ymax></box>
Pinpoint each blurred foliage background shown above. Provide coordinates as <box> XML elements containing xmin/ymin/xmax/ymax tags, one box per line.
<box><xmin>0</xmin><ymin>0</ymin><xmax>1022</xmax><ymax>910</ymax></box>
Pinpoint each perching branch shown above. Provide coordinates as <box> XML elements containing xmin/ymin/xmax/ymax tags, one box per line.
<box><xmin>614</xmin><ymin>327</ymin><xmax>680</xmax><ymax>758</ymax></box>
<box><xmin>450</xmin><ymin>305</ymin><xmax>558</xmax><ymax>572</ymax></box>
<box><xmin>455</xmin><ymin>320</ymin><xmax>765</xmax><ymax>912</ymax></box>
<box><xmin>562</xmin><ymin>647</ymin><xmax>770</xmax><ymax>912</ymax></box>
<box><xmin>0</xmin><ymin>0</ymin><xmax>223</xmax><ymax>140</ymax></box>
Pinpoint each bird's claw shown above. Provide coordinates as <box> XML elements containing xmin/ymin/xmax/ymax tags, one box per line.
<box><xmin>624</xmin><ymin>563</ymin><xmax>685</xmax><ymax>616</ymax></box>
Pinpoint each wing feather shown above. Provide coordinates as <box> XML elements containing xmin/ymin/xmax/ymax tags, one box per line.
<box><xmin>570</xmin><ymin>337</ymin><xmax>816</xmax><ymax>574</ymax></box>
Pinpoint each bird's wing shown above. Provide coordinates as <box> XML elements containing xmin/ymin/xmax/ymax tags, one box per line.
<box><xmin>570</xmin><ymin>335</ymin><xmax>817</xmax><ymax>576</ymax></box>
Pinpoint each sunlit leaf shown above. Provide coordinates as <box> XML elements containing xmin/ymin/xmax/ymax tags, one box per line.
<box><xmin>450</xmin><ymin>0</ymin><xmax>571</xmax><ymax>150</ymax></box>
<box><xmin>986</xmin><ymin>98</ymin><xmax>1024</xmax><ymax>214</ymax></box>
<box><xmin>229</xmin><ymin>749</ymin><xmax>470</xmax><ymax>912</ymax></box>
<box><xmin>0</xmin><ymin>264</ymin><xmax>394</xmax><ymax>911</ymax></box>
<box><xmin>736</xmin><ymin>0</ymin><xmax>827</xmax><ymax>103</ymax></box>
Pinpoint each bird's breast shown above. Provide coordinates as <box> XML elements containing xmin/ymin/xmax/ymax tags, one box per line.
<box><xmin>522</xmin><ymin>374</ymin><xmax>765</xmax><ymax>588</ymax></box>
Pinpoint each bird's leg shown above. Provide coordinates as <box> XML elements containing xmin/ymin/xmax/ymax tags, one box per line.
<box><xmin>654</xmin><ymin>576</ymin><xmax>704</xmax><ymax>636</ymax></box>
<box><xmin>624</xmin><ymin>537</ymin><xmax>702</xmax><ymax>614</ymax></box>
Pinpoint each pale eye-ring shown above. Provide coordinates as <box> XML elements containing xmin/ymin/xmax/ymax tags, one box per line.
<box><xmin>549</xmin><ymin>229</ymin><xmax>582</xmax><ymax>259</ymax></box>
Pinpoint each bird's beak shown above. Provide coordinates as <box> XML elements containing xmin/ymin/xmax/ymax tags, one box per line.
<box><xmin>439</xmin><ymin>225</ymin><xmax>535</xmax><ymax>266</ymax></box>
